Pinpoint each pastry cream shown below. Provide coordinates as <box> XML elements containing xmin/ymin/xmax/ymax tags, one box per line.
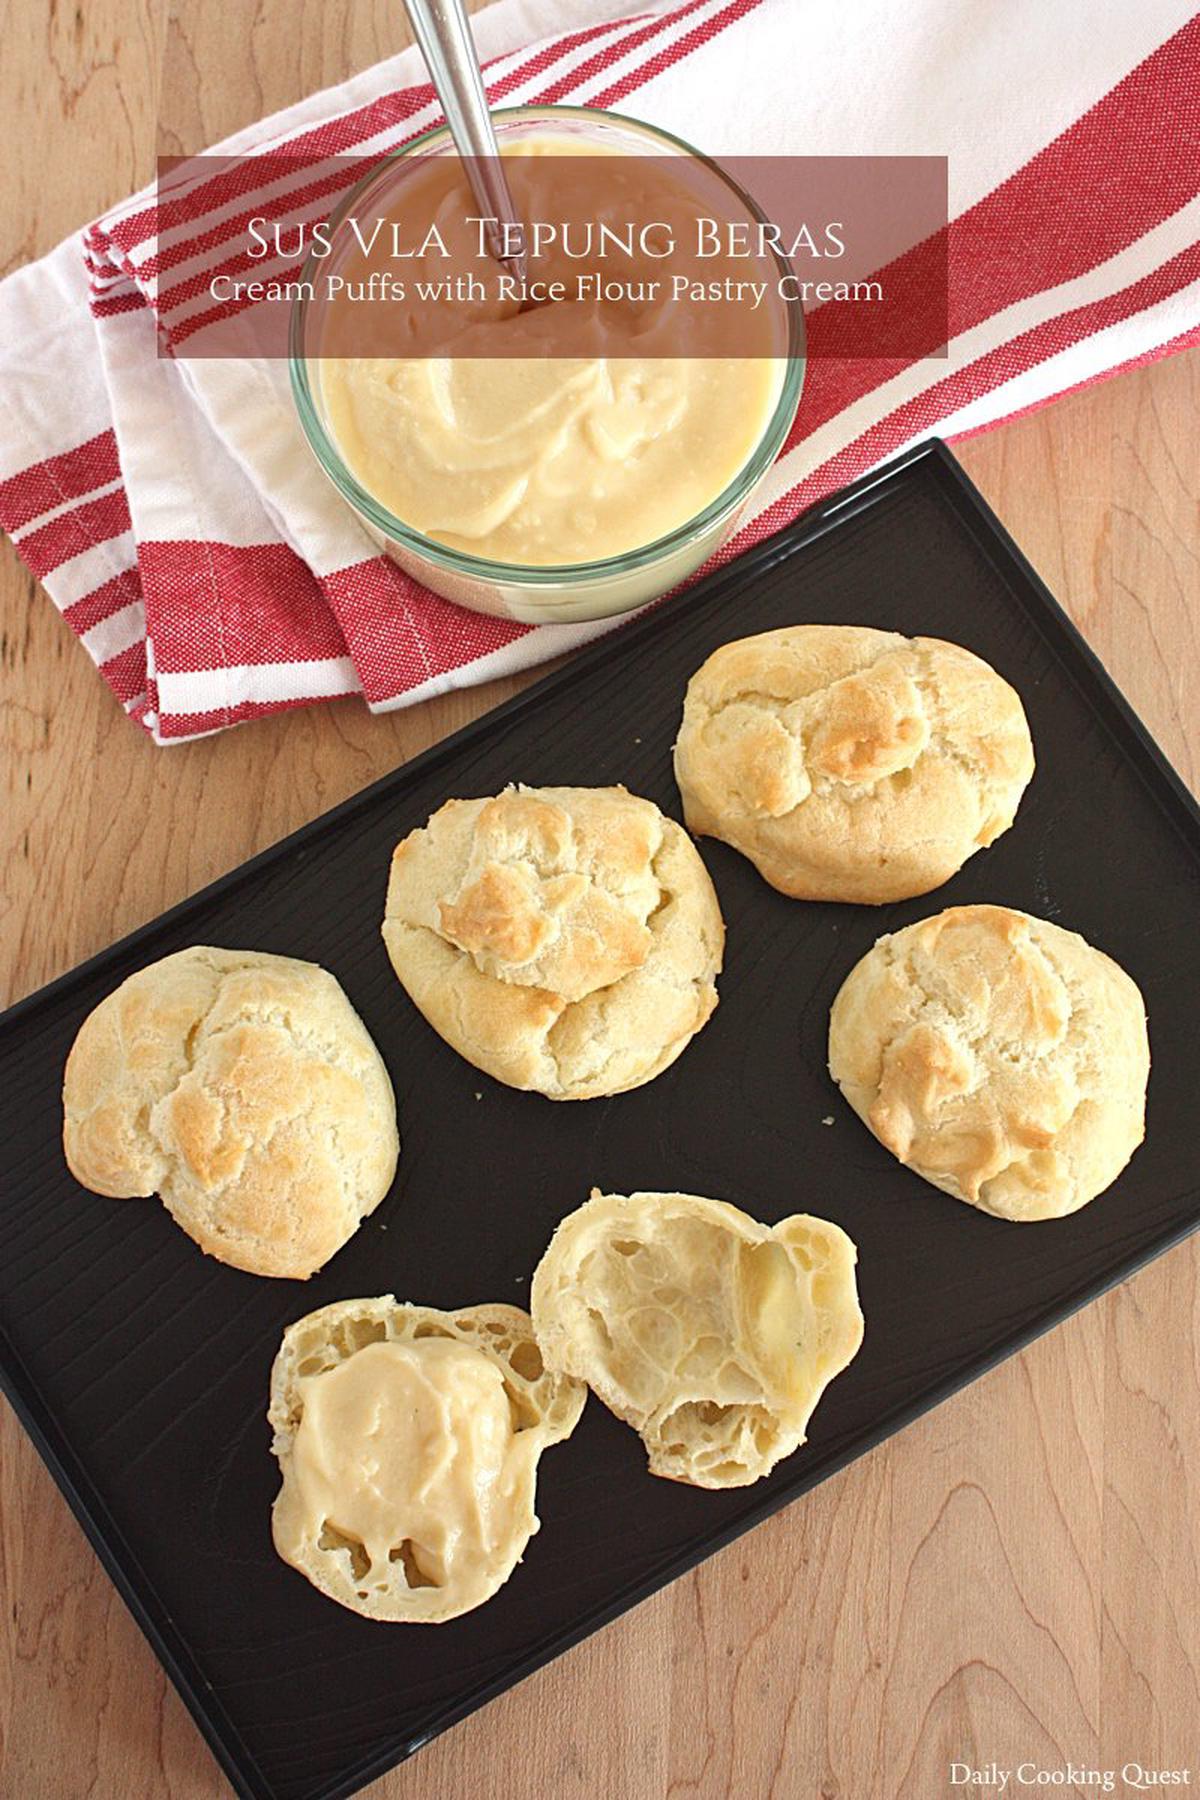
<box><xmin>316</xmin><ymin>134</ymin><xmax>787</xmax><ymax>566</ymax></box>
<box><xmin>323</xmin><ymin>353</ymin><xmax>781</xmax><ymax>565</ymax></box>
<box><xmin>289</xmin><ymin>1336</ymin><xmax>540</xmax><ymax>1602</ymax></box>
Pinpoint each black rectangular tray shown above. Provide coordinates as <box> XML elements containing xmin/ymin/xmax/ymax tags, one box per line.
<box><xmin>2</xmin><ymin>440</ymin><xmax>1198</xmax><ymax>1800</ymax></box>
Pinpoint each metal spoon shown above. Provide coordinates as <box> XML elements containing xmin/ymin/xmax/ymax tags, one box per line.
<box><xmin>401</xmin><ymin>0</ymin><xmax>529</xmax><ymax>286</ymax></box>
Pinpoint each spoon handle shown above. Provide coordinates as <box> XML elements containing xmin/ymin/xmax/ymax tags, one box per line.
<box><xmin>402</xmin><ymin>0</ymin><xmax>529</xmax><ymax>280</ymax></box>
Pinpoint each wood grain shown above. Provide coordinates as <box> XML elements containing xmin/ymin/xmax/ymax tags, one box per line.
<box><xmin>1</xmin><ymin>5</ymin><xmax>1198</xmax><ymax>1796</ymax></box>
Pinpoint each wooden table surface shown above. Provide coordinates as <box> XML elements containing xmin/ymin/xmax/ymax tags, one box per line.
<box><xmin>2</xmin><ymin>5</ymin><xmax>1199</xmax><ymax>1797</ymax></box>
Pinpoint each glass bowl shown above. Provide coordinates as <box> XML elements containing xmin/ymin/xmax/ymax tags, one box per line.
<box><xmin>290</xmin><ymin>105</ymin><xmax>805</xmax><ymax>625</ymax></box>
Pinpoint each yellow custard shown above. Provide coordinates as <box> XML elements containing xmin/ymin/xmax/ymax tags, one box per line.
<box><xmin>289</xmin><ymin>1336</ymin><xmax>539</xmax><ymax>1603</ymax></box>
<box><xmin>322</xmin><ymin>353</ymin><xmax>781</xmax><ymax>564</ymax></box>
<box><xmin>317</xmin><ymin>135</ymin><xmax>786</xmax><ymax>568</ymax></box>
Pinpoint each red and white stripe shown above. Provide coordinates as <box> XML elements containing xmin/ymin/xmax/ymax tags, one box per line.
<box><xmin>1</xmin><ymin>0</ymin><xmax>1198</xmax><ymax>742</ymax></box>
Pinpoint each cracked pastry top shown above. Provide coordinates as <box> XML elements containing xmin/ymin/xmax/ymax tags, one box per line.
<box><xmin>380</xmin><ymin>784</ymin><xmax>724</xmax><ymax>1099</ymax></box>
<box><xmin>530</xmin><ymin>1189</ymin><xmax>863</xmax><ymax>1488</ymax></box>
<box><xmin>62</xmin><ymin>946</ymin><xmax>399</xmax><ymax>1278</ymax></box>
<box><xmin>828</xmin><ymin>905</ymin><xmax>1150</xmax><ymax>1221</ymax></box>
<box><xmin>269</xmin><ymin>1296</ymin><xmax>585</xmax><ymax>1623</ymax></box>
<box><xmin>673</xmin><ymin>624</ymin><xmax>1035</xmax><ymax>903</ymax></box>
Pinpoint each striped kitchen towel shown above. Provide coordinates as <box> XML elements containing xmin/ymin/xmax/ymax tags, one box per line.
<box><xmin>1</xmin><ymin>0</ymin><xmax>1198</xmax><ymax>742</ymax></box>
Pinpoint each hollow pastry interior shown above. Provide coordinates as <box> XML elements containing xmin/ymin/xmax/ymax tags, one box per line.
<box><xmin>828</xmin><ymin>904</ymin><xmax>1150</xmax><ymax>1220</ymax></box>
<box><xmin>674</xmin><ymin>624</ymin><xmax>1035</xmax><ymax>903</ymax></box>
<box><xmin>62</xmin><ymin>945</ymin><xmax>399</xmax><ymax>1278</ymax></box>
<box><xmin>531</xmin><ymin>1189</ymin><xmax>863</xmax><ymax>1488</ymax></box>
<box><xmin>381</xmin><ymin>784</ymin><xmax>724</xmax><ymax>1099</ymax></box>
<box><xmin>268</xmin><ymin>1296</ymin><xmax>586</xmax><ymax>1622</ymax></box>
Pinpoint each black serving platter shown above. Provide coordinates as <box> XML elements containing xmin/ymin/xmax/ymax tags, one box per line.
<box><xmin>2</xmin><ymin>440</ymin><xmax>1198</xmax><ymax>1800</ymax></box>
